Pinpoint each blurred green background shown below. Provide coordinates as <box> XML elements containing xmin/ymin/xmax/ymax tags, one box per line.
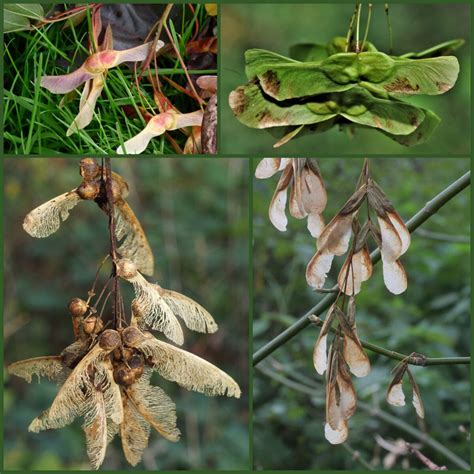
<box><xmin>253</xmin><ymin>158</ymin><xmax>470</xmax><ymax>470</ymax></box>
<box><xmin>3</xmin><ymin>157</ymin><xmax>249</xmax><ymax>470</ymax></box>
<box><xmin>221</xmin><ymin>4</ymin><xmax>471</xmax><ymax>155</ymax></box>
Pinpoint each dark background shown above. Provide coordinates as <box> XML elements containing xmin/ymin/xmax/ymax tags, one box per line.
<box><xmin>221</xmin><ymin>4</ymin><xmax>471</xmax><ymax>155</ymax></box>
<box><xmin>253</xmin><ymin>157</ymin><xmax>470</xmax><ymax>470</ymax></box>
<box><xmin>4</xmin><ymin>157</ymin><xmax>249</xmax><ymax>470</ymax></box>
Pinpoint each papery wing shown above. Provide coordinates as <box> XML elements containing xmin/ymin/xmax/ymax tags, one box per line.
<box><xmin>120</xmin><ymin>394</ymin><xmax>152</xmax><ymax>466</ymax></box>
<box><xmin>125</xmin><ymin>376</ymin><xmax>180</xmax><ymax>442</ymax></box>
<box><xmin>123</xmin><ymin>272</ymin><xmax>184</xmax><ymax>345</ymax></box>
<box><xmin>160</xmin><ymin>287</ymin><xmax>218</xmax><ymax>334</ymax></box>
<box><xmin>8</xmin><ymin>356</ymin><xmax>71</xmax><ymax>384</ymax></box>
<box><xmin>115</xmin><ymin>199</ymin><xmax>154</xmax><ymax>276</ymax></box>
<box><xmin>132</xmin><ymin>334</ymin><xmax>241</xmax><ymax>398</ymax></box>
<box><xmin>29</xmin><ymin>345</ymin><xmax>105</xmax><ymax>432</ymax></box>
<box><xmin>83</xmin><ymin>386</ymin><xmax>108</xmax><ymax>470</ymax></box>
<box><xmin>23</xmin><ymin>190</ymin><xmax>81</xmax><ymax>238</ymax></box>
<box><xmin>255</xmin><ymin>158</ymin><xmax>281</xmax><ymax>179</ymax></box>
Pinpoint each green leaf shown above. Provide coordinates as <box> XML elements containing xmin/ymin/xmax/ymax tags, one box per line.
<box><xmin>4</xmin><ymin>4</ymin><xmax>44</xmax><ymax>33</ymax></box>
<box><xmin>326</xmin><ymin>36</ymin><xmax>378</xmax><ymax>55</ymax></box>
<box><xmin>228</xmin><ymin>83</ymin><xmax>336</xmax><ymax>129</ymax></box>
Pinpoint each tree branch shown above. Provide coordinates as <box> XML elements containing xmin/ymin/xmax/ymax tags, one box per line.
<box><xmin>308</xmin><ymin>316</ymin><xmax>470</xmax><ymax>366</ymax></box>
<box><xmin>253</xmin><ymin>171</ymin><xmax>471</xmax><ymax>366</ymax></box>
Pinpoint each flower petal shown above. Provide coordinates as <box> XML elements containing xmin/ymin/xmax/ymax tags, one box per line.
<box><xmin>255</xmin><ymin>158</ymin><xmax>281</xmax><ymax>179</ymax></box>
<box><xmin>382</xmin><ymin>259</ymin><xmax>407</xmax><ymax>294</ymax></box>
<box><xmin>41</xmin><ymin>66</ymin><xmax>95</xmax><ymax>94</ymax></box>
<box><xmin>306</xmin><ymin>250</ymin><xmax>334</xmax><ymax>289</ymax></box>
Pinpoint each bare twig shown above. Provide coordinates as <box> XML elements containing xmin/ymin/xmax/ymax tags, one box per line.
<box><xmin>406</xmin><ymin>443</ymin><xmax>448</xmax><ymax>470</ymax></box>
<box><xmin>308</xmin><ymin>315</ymin><xmax>470</xmax><ymax>366</ymax></box>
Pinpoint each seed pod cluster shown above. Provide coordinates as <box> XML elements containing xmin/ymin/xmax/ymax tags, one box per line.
<box><xmin>313</xmin><ymin>298</ymin><xmax>371</xmax><ymax>444</ymax></box>
<box><xmin>306</xmin><ymin>160</ymin><xmax>411</xmax><ymax>295</ymax></box>
<box><xmin>255</xmin><ymin>158</ymin><xmax>327</xmax><ymax>238</ymax></box>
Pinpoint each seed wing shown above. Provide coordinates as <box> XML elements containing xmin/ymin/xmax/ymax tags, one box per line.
<box><xmin>160</xmin><ymin>288</ymin><xmax>218</xmax><ymax>334</ymax></box>
<box><xmin>131</xmin><ymin>333</ymin><xmax>241</xmax><ymax>398</ymax></box>
<box><xmin>8</xmin><ymin>356</ymin><xmax>71</xmax><ymax>384</ymax></box>
<box><xmin>115</xmin><ymin>200</ymin><xmax>154</xmax><ymax>276</ymax></box>
<box><xmin>125</xmin><ymin>376</ymin><xmax>180</xmax><ymax>443</ymax></box>
<box><xmin>23</xmin><ymin>190</ymin><xmax>81</xmax><ymax>238</ymax></box>
<box><xmin>245</xmin><ymin>48</ymin><xmax>354</xmax><ymax>100</ymax></box>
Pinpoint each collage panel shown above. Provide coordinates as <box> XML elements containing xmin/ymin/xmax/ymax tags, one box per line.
<box><xmin>253</xmin><ymin>157</ymin><xmax>470</xmax><ymax>470</ymax></box>
<box><xmin>4</xmin><ymin>3</ymin><xmax>217</xmax><ymax>155</ymax></box>
<box><xmin>3</xmin><ymin>157</ymin><xmax>249</xmax><ymax>470</ymax></box>
<box><xmin>222</xmin><ymin>4</ymin><xmax>470</xmax><ymax>155</ymax></box>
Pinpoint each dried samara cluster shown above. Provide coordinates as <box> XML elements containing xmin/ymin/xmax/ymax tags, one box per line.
<box><xmin>256</xmin><ymin>158</ymin><xmax>424</xmax><ymax>444</ymax></box>
<box><xmin>8</xmin><ymin>158</ymin><xmax>240</xmax><ymax>469</ymax></box>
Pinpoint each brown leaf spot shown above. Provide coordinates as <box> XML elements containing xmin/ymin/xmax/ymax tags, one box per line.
<box><xmin>436</xmin><ymin>82</ymin><xmax>451</xmax><ymax>93</ymax></box>
<box><xmin>229</xmin><ymin>87</ymin><xmax>247</xmax><ymax>116</ymax></box>
<box><xmin>261</xmin><ymin>70</ymin><xmax>281</xmax><ymax>96</ymax></box>
<box><xmin>384</xmin><ymin>77</ymin><xmax>420</xmax><ymax>93</ymax></box>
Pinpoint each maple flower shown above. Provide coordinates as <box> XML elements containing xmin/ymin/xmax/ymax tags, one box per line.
<box><xmin>40</xmin><ymin>26</ymin><xmax>164</xmax><ymax>136</ymax></box>
<box><xmin>255</xmin><ymin>158</ymin><xmax>327</xmax><ymax>238</ymax></box>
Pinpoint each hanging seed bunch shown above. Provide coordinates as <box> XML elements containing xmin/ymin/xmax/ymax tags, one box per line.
<box><xmin>229</xmin><ymin>5</ymin><xmax>462</xmax><ymax>148</ymax></box>
<box><xmin>23</xmin><ymin>157</ymin><xmax>154</xmax><ymax>276</ymax></box>
<box><xmin>313</xmin><ymin>295</ymin><xmax>370</xmax><ymax>444</ymax></box>
<box><xmin>255</xmin><ymin>158</ymin><xmax>327</xmax><ymax>238</ymax></box>
<box><xmin>306</xmin><ymin>159</ymin><xmax>410</xmax><ymax>295</ymax></box>
<box><xmin>8</xmin><ymin>159</ymin><xmax>240</xmax><ymax>469</ymax></box>
<box><xmin>386</xmin><ymin>357</ymin><xmax>425</xmax><ymax>419</ymax></box>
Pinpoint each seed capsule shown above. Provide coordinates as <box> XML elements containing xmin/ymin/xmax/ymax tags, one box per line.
<box><xmin>99</xmin><ymin>329</ymin><xmax>121</xmax><ymax>351</ymax></box>
<box><xmin>113</xmin><ymin>364</ymin><xmax>136</xmax><ymax>386</ymax></box>
<box><xmin>79</xmin><ymin>158</ymin><xmax>101</xmax><ymax>180</ymax></box>
<box><xmin>122</xmin><ymin>326</ymin><xmax>142</xmax><ymax>347</ymax></box>
<box><xmin>116</xmin><ymin>258</ymin><xmax>138</xmax><ymax>279</ymax></box>
<box><xmin>68</xmin><ymin>297</ymin><xmax>88</xmax><ymax>317</ymax></box>
<box><xmin>77</xmin><ymin>180</ymin><xmax>100</xmax><ymax>200</ymax></box>
<box><xmin>82</xmin><ymin>315</ymin><xmax>104</xmax><ymax>335</ymax></box>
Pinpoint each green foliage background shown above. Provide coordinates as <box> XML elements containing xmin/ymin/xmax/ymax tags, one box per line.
<box><xmin>253</xmin><ymin>158</ymin><xmax>470</xmax><ymax>470</ymax></box>
<box><xmin>3</xmin><ymin>157</ymin><xmax>249</xmax><ymax>470</ymax></box>
<box><xmin>221</xmin><ymin>4</ymin><xmax>471</xmax><ymax>155</ymax></box>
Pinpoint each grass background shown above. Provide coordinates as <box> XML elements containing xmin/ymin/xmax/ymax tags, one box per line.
<box><xmin>3</xmin><ymin>157</ymin><xmax>249</xmax><ymax>470</ymax></box>
<box><xmin>221</xmin><ymin>4</ymin><xmax>471</xmax><ymax>155</ymax></box>
<box><xmin>253</xmin><ymin>157</ymin><xmax>470</xmax><ymax>470</ymax></box>
<box><xmin>3</xmin><ymin>4</ymin><xmax>215</xmax><ymax>155</ymax></box>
